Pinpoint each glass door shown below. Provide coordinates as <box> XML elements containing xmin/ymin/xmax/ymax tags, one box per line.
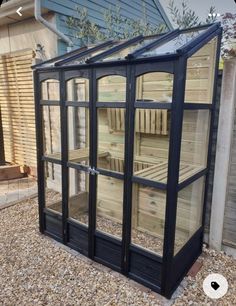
<box><xmin>93</xmin><ymin>73</ymin><xmax>126</xmax><ymax>268</ymax></box>
<box><xmin>66</xmin><ymin>77</ymin><xmax>91</xmax><ymax>255</ymax></box>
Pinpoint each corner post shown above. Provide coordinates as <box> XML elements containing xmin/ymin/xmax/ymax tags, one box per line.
<box><xmin>161</xmin><ymin>55</ymin><xmax>187</xmax><ymax>297</ymax></box>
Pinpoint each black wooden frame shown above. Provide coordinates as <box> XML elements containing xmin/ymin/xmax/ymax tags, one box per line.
<box><xmin>33</xmin><ymin>23</ymin><xmax>222</xmax><ymax>298</ymax></box>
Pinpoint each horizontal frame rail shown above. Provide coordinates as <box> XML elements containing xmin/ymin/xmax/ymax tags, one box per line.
<box><xmin>55</xmin><ymin>40</ymin><xmax>114</xmax><ymax>66</ymax></box>
<box><xmin>87</xmin><ymin>35</ymin><xmax>143</xmax><ymax>63</ymax></box>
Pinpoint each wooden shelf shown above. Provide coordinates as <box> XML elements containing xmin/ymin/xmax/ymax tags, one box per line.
<box><xmin>134</xmin><ymin>161</ymin><xmax>203</xmax><ymax>184</ymax></box>
<box><xmin>45</xmin><ymin>148</ymin><xmax>109</xmax><ymax>163</ymax></box>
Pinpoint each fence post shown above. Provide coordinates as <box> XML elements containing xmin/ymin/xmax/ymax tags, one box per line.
<box><xmin>210</xmin><ymin>59</ymin><xmax>236</xmax><ymax>250</ymax></box>
<box><xmin>0</xmin><ymin>106</ymin><xmax>5</xmax><ymax>165</ymax></box>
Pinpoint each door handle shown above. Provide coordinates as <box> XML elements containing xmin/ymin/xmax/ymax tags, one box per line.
<box><xmin>88</xmin><ymin>167</ymin><xmax>100</xmax><ymax>175</ymax></box>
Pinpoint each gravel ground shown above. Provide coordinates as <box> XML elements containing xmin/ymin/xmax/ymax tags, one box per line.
<box><xmin>0</xmin><ymin>197</ymin><xmax>235</xmax><ymax>306</ymax></box>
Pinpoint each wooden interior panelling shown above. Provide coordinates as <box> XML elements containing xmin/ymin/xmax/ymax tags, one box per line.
<box><xmin>0</xmin><ymin>49</ymin><xmax>36</xmax><ymax>170</ymax></box>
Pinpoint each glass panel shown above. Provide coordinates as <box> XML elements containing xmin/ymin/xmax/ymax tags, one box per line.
<box><xmin>97</xmin><ymin>108</ymin><xmax>125</xmax><ymax>173</ymax></box>
<box><xmin>98</xmin><ymin>75</ymin><xmax>126</xmax><ymax>102</ymax></box>
<box><xmin>179</xmin><ymin>110</ymin><xmax>210</xmax><ymax>182</ymax></box>
<box><xmin>185</xmin><ymin>37</ymin><xmax>217</xmax><ymax>104</ymax></box>
<box><xmin>131</xmin><ymin>184</ymin><xmax>166</xmax><ymax>256</ymax></box>
<box><xmin>68</xmin><ymin>107</ymin><xmax>89</xmax><ymax>165</ymax></box>
<box><xmin>41</xmin><ymin>79</ymin><xmax>59</xmax><ymax>100</ymax></box>
<box><xmin>66</xmin><ymin>78</ymin><xmax>89</xmax><ymax>102</ymax></box>
<box><xmin>42</xmin><ymin>106</ymin><xmax>61</xmax><ymax>159</ymax></box>
<box><xmin>136</xmin><ymin>72</ymin><xmax>173</xmax><ymax>102</ymax></box>
<box><xmin>99</xmin><ymin>36</ymin><xmax>160</xmax><ymax>62</ymax></box>
<box><xmin>96</xmin><ymin>175</ymin><xmax>123</xmax><ymax>239</ymax></box>
<box><xmin>175</xmin><ymin>176</ymin><xmax>205</xmax><ymax>254</ymax></box>
<box><xmin>138</xmin><ymin>29</ymin><xmax>206</xmax><ymax>58</ymax></box>
<box><xmin>68</xmin><ymin>168</ymin><xmax>89</xmax><ymax>226</ymax></box>
<box><xmin>133</xmin><ymin>109</ymin><xmax>170</xmax><ymax>183</ymax></box>
<box><xmin>45</xmin><ymin>161</ymin><xmax>62</xmax><ymax>213</ymax></box>
<box><xmin>65</xmin><ymin>42</ymin><xmax>120</xmax><ymax>65</ymax></box>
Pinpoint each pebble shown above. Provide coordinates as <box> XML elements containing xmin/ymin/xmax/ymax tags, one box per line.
<box><xmin>0</xmin><ymin>198</ymin><xmax>235</xmax><ymax>305</ymax></box>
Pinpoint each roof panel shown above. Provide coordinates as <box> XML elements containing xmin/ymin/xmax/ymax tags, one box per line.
<box><xmin>95</xmin><ymin>36</ymin><xmax>160</xmax><ymax>62</ymax></box>
<box><xmin>137</xmin><ymin>28</ymin><xmax>207</xmax><ymax>58</ymax></box>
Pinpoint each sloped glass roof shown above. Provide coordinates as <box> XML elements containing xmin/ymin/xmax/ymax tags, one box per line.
<box><xmin>32</xmin><ymin>23</ymin><xmax>220</xmax><ymax>69</ymax></box>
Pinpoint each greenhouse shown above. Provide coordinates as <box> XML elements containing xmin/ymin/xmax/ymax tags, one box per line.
<box><xmin>33</xmin><ymin>22</ymin><xmax>222</xmax><ymax>298</ymax></box>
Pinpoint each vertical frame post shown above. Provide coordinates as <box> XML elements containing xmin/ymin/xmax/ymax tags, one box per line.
<box><xmin>161</xmin><ymin>56</ymin><xmax>187</xmax><ymax>297</ymax></box>
<box><xmin>88</xmin><ymin>68</ymin><xmax>97</xmax><ymax>259</ymax></box>
<box><xmin>60</xmin><ymin>70</ymin><xmax>69</xmax><ymax>244</ymax></box>
<box><xmin>34</xmin><ymin>70</ymin><xmax>45</xmax><ymax>233</ymax></box>
<box><xmin>203</xmin><ymin>30</ymin><xmax>223</xmax><ymax>243</ymax></box>
<box><xmin>121</xmin><ymin>64</ymin><xmax>136</xmax><ymax>274</ymax></box>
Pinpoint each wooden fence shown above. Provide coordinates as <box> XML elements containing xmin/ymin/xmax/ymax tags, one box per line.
<box><xmin>0</xmin><ymin>49</ymin><xmax>36</xmax><ymax>173</ymax></box>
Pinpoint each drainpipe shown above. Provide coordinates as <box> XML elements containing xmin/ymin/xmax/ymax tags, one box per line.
<box><xmin>34</xmin><ymin>0</ymin><xmax>73</xmax><ymax>52</ymax></box>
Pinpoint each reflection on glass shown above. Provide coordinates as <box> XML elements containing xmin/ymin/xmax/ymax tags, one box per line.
<box><xmin>175</xmin><ymin>177</ymin><xmax>205</xmax><ymax>254</ymax></box>
<box><xmin>41</xmin><ymin>79</ymin><xmax>59</xmax><ymax>100</ymax></box>
<box><xmin>66</xmin><ymin>78</ymin><xmax>89</xmax><ymax>101</ymax></box>
<box><xmin>185</xmin><ymin>37</ymin><xmax>217</xmax><ymax>104</ymax></box>
<box><xmin>42</xmin><ymin>106</ymin><xmax>61</xmax><ymax>159</ymax></box>
<box><xmin>133</xmin><ymin>109</ymin><xmax>170</xmax><ymax>183</ymax></box>
<box><xmin>98</xmin><ymin>75</ymin><xmax>126</xmax><ymax>102</ymax></box>
<box><xmin>96</xmin><ymin>175</ymin><xmax>123</xmax><ymax>239</ymax></box>
<box><xmin>131</xmin><ymin>184</ymin><xmax>166</xmax><ymax>255</ymax></box>
<box><xmin>100</xmin><ymin>37</ymin><xmax>160</xmax><ymax>61</ymax></box>
<box><xmin>68</xmin><ymin>168</ymin><xmax>89</xmax><ymax>226</ymax></box>
<box><xmin>44</xmin><ymin>161</ymin><xmax>62</xmax><ymax>213</ymax></box>
<box><xmin>68</xmin><ymin>107</ymin><xmax>89</xmax><ymax>165</ymax></box>
<box><xmin>136</xmin><ymin>72</ymin><xmax>173</xmax><ymax>102</ymax></box>
<box><xmin>179</xmin><ymin>110</ymin><xmax>210</xmax><ymax>182</ymax></box>
<box><xmin>97</xmin><ymin>108</ymin><xmax>125</xmax><ymax>173</ymax></box>
<box><xmin>138</xmin><ymin>29</ymin><xmax>206</xmax><ymax>57</ymax></box>
<box><xmin>65</xmin><ymin>42</ymin><xmax>120</xmax><ymax>65</ymax></box>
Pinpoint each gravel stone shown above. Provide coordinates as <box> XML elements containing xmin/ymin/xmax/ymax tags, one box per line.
<box><xmin>0</xmin><ymin>197</ymin><xmax>235</xmax><ymax>305</ymax></box>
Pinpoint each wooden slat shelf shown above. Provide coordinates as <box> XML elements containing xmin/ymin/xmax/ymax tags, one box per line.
<box><xmin>45</xmin><ymin>148</ymin><xmax>109</xmax><ymax>163</ymax></box>
<box><xmin>134</xmin><ymin>161</ymin><xmax>203</xmax><ymax>184</ymax></box>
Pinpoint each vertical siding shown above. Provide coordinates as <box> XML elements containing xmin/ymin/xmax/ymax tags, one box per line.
<box><xmin>223</xmin><ymin>104</ymin><xmax>236</xmax><ymax>248</ymax></box>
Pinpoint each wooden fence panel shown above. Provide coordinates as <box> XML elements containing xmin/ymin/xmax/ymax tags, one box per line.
<box><xmin>0</xmin><ymin>49</ymin><xmax>36</xmax><ymax>172</ymax></box>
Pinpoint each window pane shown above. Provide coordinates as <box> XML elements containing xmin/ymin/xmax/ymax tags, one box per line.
<box><xmin>42</xmin><ymin>106</ymin><xmax>61</xmax><ymax>159</ymax></box>
<box><xmin>96</xmin><ymin>175</ymin><xmax>123</xmax><ymax>239</ymax></box>
<box><xmin>136</xmin><ymin>72</ymin><xmax>173</xmax><ymax>102</ymax></box>
<box><xmin>66</xmin><ymin>78</ymin><xmax>89</xmax><ymax>102</ymax></box>
<box><xmin>131</xmin><ymin>184</ymin><xmax>166</xmax><ymax>256</ymax></box>
<box><xmin>65</xmin><ymin>42</ymin><xmax>120</xmax><ymax>65</ymax></box>
<box><xmin>97</xmin><ymin>108</ymin><xmax>125</xmax><ymax>173</ymax></box>
<box><xmin>99</xmin><ymin>36</ymin><xmax>160</xmax><ymax>62</ymax></box>
<box><xmin>133</xmin><ymin>109</ymin><xmax>170</xmax><ymax>183</ymax></box>
<box><xmin>175</xmin><ymin>177</ymin><xmax>205</xmax><ymax>254</ymax></box>
<box><xmin>179</xmin><ymin>110</ymin><xmax>210</xmax><ymax>182</ymax></box>
<box><xmin>98</xmin><ymin>75</ymin><xmax>126</xmax><ymax>102</ymax></box>
<box><xmin>68</xmin><ymin>168</ymin><xmax>89</xmax><ymax>226</ymax></box>
<box><xmin>185</xmin><ymin>37</ymin><xmax>217</xmax><ymax>104</ymax></box>
<box><xmin>44</xmin><ymin>161</ymin><xmax>62</xmax><ymax>213</ymax></box>
<box><xmin>138</xmin><ymin>29</ymin><xmax>206</xmax><ymax>58</ymax></box>
<box><xmin>68</xmin><ymin>107</ymin><xmax>89</xmax><ymax>165</ymax></box>
<box><xmin>41</xmin><ymin>79</ymin><xmax>59</xmax><ymax>100</ymax></box>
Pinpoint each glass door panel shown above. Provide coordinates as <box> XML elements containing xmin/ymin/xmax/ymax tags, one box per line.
<box><xmin>97</xmin><ymin>108</ymin><xmax>125</xmax><ymax>173</ymax></box>
<box><xmin>68</xmin><ymin>106</ymin><xmax>90</xmax><ymax>166</ymax></box>
<box><xmin>68</xmin><ymin>168</ymin><xmax>89</xmax><ymax>226</ymax></box>
<box><xmin>96</xmin><ymin>174</ymin><xmax>123</xmax><ymax>239</ymax></box>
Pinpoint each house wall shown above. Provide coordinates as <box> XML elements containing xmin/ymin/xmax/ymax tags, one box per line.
<box><xmin>0</xmin><ymin>13</ymin><xmax>58</xmax><ymax>58</ymax></box>
<box><xmin>40</xmin><ymin>0</ymin><xmax>171</xmax><ymax>54</ymax></box>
